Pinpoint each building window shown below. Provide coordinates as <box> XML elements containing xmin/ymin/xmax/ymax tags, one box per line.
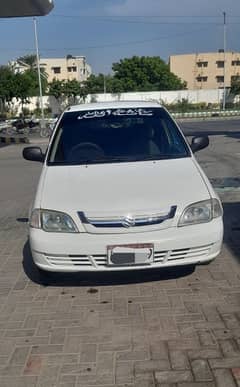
<box><xmin>216</xmin><ymin>76</ymin><xmax>224</xmax><ymax>83</ymax></box>
<box><xmin>67</xmin><ymin>66</ymin><xmax>77</xmax><ymax>72</ymax></box>
<box><xmin>216</xmin><ymin>61</ymin><xmax>224</xmax><ymax>68</ymax></box>
<box><xmin>232</xmin><ymin>60</ymin><xmax>240</xmax><ymax>66</ymax></box>
<box><xmin>52</xmin><ymin>67</ymin><xmax>61</xmax><ymax>74</ymax></box>
<box><xmin>196</xmin><ymin>76</ymin><xmax>208</xmax><ymax>82</ymax></box>
<box><xmin>197</xmin><ymin>61</ymin><xmax>208</xmax><ymax>67</ymax></box>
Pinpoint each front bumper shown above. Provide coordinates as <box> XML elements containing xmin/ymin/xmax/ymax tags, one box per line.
<box><xmin>30</xmin><ymin>218</ymin><xmax>223</xmax><ymax>272</ymax></box>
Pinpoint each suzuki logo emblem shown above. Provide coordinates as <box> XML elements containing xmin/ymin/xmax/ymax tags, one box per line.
<box><xmin>122</xmin><ymin>215</ymin><xmax>136</xmax><ymax>228</ymax></box>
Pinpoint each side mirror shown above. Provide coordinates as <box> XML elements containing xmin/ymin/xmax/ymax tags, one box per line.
<box><xmin>190</xmin><ymin>136</ymin><xmax>209</xmax><ymax>153</ymax></box>
<box><xmin>22</xmin><ymin>147</ymin><xmax>44</xmax><ymax>162</ymax></box>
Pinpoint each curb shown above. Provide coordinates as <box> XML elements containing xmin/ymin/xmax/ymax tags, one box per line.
<box><xmin>172</xmin><ymin>110</ymin><xmax>240</xmax><ymax>119</ymax></box>
<box><xmin>29</xmin><ymin>137</ymin><xmax>49</xmax><ymax>145</ymax></box>
<box><xmin>176</xmin><ymin>116</ymin><xmax>240</xmax><ymax>123</ymax></box>
<box><xmin>0</xmin><ymin>136</ymin><xmax>30</xmax><ymax>144</ymax></box>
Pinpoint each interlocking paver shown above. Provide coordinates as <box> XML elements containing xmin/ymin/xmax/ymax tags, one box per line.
<box><xmin>8</xmin><ymin>346</ymin><xmax>30</xmax><ymax>365</ymax></box>
<box><xmin>219</xmin><ymin>339</ymin><xmax>240</xmax><ymax>358</ymax></box>
<box><xmin>80</xmin><ymin>344</ymin><xmax>97</xmax><ymax>363</ymax></box>
<box><xmin>209</xmin><ymin>357</ymin><xmax>240</xmax><ymax>369</ymax></box>
<box><xmin>115</xmin><ymin>361</ymin><xmax>134</xmax><ymax>384</ymax></box>
<box><xmin>232</xmin><ymin>368</ymin><xmax>240</xmax><ymax>387</ymax></box>
<box><xmin>214</xmin><ymin>369</ymin><xmax>237</xmax><ymax>387</ymax></box>
<box><xmin>169</xmin><ymin>350</ymin><xmax>190</xmax><ymax>370</ymax></box>
<box><xmin>154</xmin><ymin>370</ymin><xmax>193</xmax><ymax>383</ymax></box>
<box><xmin>23</xmin><ymin>355</ymin><xmax>44</xmax><ymax>375</ymax></box>
<box><xmin>135</xmin><ymin>359</ymin><xmax>171</xmax><ymax>374</ymax></box>
<box><xmin>178</xmin><ymin>383</ymin><xmax>215</xmax><ymax>387</ymax></box>
<box><xmin>191</xmin><ymin>359</ymin><xmax>213</xmax><ymax>381</ymax></box>
<box><xmin>0</xmin><ymin>376</ymin><xmax>38</xmax><ymax>387</ymax></box>
<box><xmin>187</xmin><ymin>348</ymin><xmax>222</xmax><ymax>360</ymax></box>
<box><xmin>197</xmin><ymin>329</ymin><xmax>218</xmax><ymax>347</ymax></box>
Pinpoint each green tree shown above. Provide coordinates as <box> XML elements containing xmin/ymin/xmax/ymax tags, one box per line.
<box><xmin>48</xmin><ymin>79</ymin><xmax>64</xmax><ymax>102</ymax></box>
<box><xmin>84</xmin><ymin>74</ymin><xmax>125</xmax><ymax>95</ymax></box>
<box><xmin>230</xmin><ymin>76</ymin><xmax>240</xmax><ymax>96</ymax></box>
<box><xmin>112</xmin><ymin>56</ymin><xmax>186</xmax><ymax>92</ymax></box>
<box><xmin>14</xmin><ymin>72</ymin><xmax>33</xmax><ymax>111</ymax></box>
<box><xmin>84</xmin><ymin>74</ymin><xmax>107</xmax><ymax>94</ymax></box>
<box><xmin>62</xmin><ymin>79</ymin><xmax>82</xmax><ymax>103</ymax></box>
<box><xmin>0</xmin><ymin>66</ymin><xmax>16</xmax><ymax>114</ymax></box>
<box><xmin>24</xmin><ymin>69</ymin><xmax>48</xmax><ymax>96</ymax></box>
<box><xmin>16</xmin><ymin>54</ymin><xmax>48</xmax><ymax>95</ymax></box>
<box><xmin>17</xmin><ymin>54</ymin><xmax>37</xmax><ymax>69</ymax></box>
<box><xmin>48</xmin><ymin>79</ymin><xmax>66</xmax><ymax>112</ymax></box>
<box><xmin>83</xmin><ymin>56</ymin><xmax>186</xmax><ymax>95</ymax></box>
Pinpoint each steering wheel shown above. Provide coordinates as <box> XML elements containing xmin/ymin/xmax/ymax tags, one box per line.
<box><xmin>67</xmin><ymin>142</ymin><xmax>105</xmax><ymax>162</ymax></box>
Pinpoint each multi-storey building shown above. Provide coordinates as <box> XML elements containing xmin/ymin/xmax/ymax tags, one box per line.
<box><xmin>10</xmin><ymin>55</ymin><xmax>92</xmax><ymax>83</ymax></box>
<box><xmin>169</xmin><ymin>51</ymin><xmax>240</xmax><ymax>90</ymax></box>
<box><xmin>39</xmin><ymin>55</ymin><xmax>92</xmax><ymax>83</ymax></box>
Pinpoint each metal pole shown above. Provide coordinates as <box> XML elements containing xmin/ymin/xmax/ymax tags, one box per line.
<box><xmin>103</xmin><ymin>75</ymin><xmax>106</xmax><ymax>94</ymax></box>
<box><xmin>223</xmin><ymin>11</ymin><xmax>226</xmax><ymax>110</ymax></box>
<box><xmin>33</xmin><ymin>17</ymin><xmax>45</xmax><ymax>128</ymax></box>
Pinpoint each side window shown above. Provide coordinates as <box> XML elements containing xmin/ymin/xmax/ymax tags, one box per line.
<box><xmin>157</xmin><ymin>114</ymin><xmax>188</xmax><ymax>154</ymax></box>
<box><xmin>162</xmin><ymin>117</ymin><xmax>183</xmax><ymax>147</ymax></box>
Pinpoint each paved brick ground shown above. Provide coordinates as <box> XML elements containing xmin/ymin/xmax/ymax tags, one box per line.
<box><xmin>0</xmin><ymin>137</ymin><xmax>239</xmax><ymax>387</ymax></box>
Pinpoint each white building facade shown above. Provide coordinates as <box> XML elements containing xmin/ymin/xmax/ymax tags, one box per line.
<box><xmin>9</xmin><ymin>55</ymin><xmax>92</xmax><ymax>83</ymax></box>
<box><xmin>39</xmin><ymin>55</ymin><xmax>92</xmax><ymax>83</ymax></box>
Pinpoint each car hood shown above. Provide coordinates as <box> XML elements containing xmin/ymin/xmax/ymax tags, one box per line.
<box><xmin>39</xmin><ymin>158</ymin><xmax>210</xmax><ymax>218</ymax></box>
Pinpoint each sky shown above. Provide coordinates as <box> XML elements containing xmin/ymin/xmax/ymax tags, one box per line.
<box><xmin>0</xmin><ymin>0</ymin><xmax>240</xmax><ymax>74</ymax></box>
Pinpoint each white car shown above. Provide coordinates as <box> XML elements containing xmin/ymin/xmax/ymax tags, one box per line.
<box><xmin>23</xmin><ymin>101</ymin><xmax>223</xmax><ymax>274</ymax></box>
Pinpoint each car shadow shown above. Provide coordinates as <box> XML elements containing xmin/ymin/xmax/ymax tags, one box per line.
<box><xmin>222</xmin><ymin>201</ymin><xmax>240</xmax><ymax>262</ymax></box>
<box><xmin>22</xmin><ymin>240</ymin><xmax>195</xmax><ymax>287</ymax></box>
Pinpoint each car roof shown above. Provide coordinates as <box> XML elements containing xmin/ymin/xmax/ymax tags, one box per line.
<box><xmin>65</xmin><ymin>100</ymin><xmax>162</xmax><ymax>113</ymax></box>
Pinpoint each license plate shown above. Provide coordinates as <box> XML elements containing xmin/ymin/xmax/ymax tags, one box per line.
<box><xmin>107</xmin><ymin>243</ymin><xmax>154</xmax><ymax>266</ymax></box>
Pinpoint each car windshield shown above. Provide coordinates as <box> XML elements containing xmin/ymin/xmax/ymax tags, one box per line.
<box><xmin>48</xmin><ymin>107</ymin><xmax>190</xmax><ymax>165</ymax></box>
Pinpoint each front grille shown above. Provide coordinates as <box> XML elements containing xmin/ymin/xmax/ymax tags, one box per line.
<box><xmin>168</xmin><ymin>244</ymin><xmax>213</xmax><ymax>261</ymax></box>
<box><xmin>78</xmin><ymin>206</ymin><xmax>177</xmax><ymax>229</ymax></box>
<box><xmin>45</xmin><ymin>254</ymin><xmax>106</xmax><ymax>267</ymax></box>
<box><xmin>44</xmin><ymin>244</ymin><xmax>213</xmax><ymax>269</ymax></box>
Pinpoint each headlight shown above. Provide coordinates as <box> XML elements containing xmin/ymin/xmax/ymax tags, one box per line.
<box><xmin>30</xmin><ymin>209</ymin><xmax>79</xmax><ymax>233</ymax></box>
<box><xmin>178</xmin><ymin>199</ymin><xmax>222</xmax><ymax>227</ymax></box>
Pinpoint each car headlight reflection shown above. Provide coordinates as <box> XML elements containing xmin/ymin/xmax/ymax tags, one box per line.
<box><xmin>30</xmin><ymin>209</ymin><xmax>79</xmax><ymax>233</ymax></box>
<box><xmin>178</xmin><ymin>199</ymin><xmax>222</xmax><ymax>227</ymax></box>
